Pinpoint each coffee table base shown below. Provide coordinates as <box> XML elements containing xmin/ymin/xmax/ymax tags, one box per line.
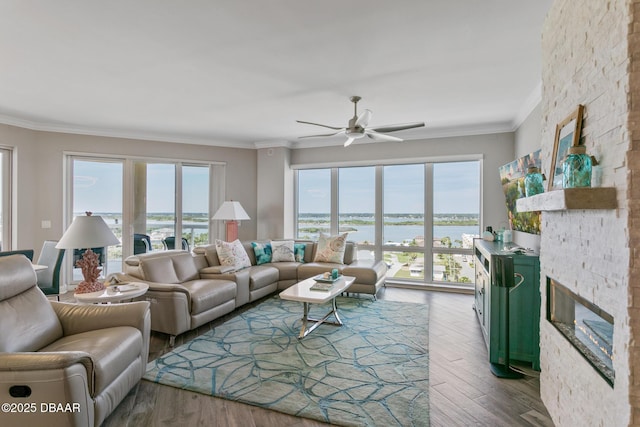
<box><xmin>299</xmin><ymin>297</ymin><xmax>343</xmax><ymax>339</ymax></box>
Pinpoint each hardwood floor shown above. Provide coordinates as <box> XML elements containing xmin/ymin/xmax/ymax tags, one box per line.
<box><xmin>63</xmin><ymin>287</ymin><xmax>554</xmax><ymax>426</ymax></box>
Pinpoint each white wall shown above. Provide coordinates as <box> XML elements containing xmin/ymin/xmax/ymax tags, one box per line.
<box><xmin>0</xmin><ymin>124</ymin><xmax>258</xmax><ymax>257</ymax></box>
<box><xmin>256</xmin><ymin>146</ymin><xmax>294</xmax><ymax>239</ymax></box>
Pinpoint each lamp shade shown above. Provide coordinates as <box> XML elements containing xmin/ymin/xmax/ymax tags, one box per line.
<box><xmin>212</xmin><ymin>201</ymin><xmax>250</xmax><ymax>221</ymax></box>
<box><xmin>56</xmin><ymin>213</ymin><xmax>120</xmax><ymax>249</ymax></box>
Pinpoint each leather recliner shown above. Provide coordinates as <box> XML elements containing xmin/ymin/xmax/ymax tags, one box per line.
<box><xmin>0</xmin><ymin>254</ymin><xmax>151</xmax><ymax>427</ymax></box>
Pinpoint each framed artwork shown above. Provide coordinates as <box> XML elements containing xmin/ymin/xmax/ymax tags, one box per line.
<box><xmin>548</xmin><ymin>105</ymin><xmax>584</xmax><ymax>190</ymax></box>
<box><xmin>498</xmin><ymin>150</ymin><xmax>542</xmax><ymax>234</ymax></box>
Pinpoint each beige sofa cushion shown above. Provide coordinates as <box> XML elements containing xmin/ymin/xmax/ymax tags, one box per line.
<box><xmin>248</xmin><ymin>265</ymin><xmax>280</xmax><ymax>291</ymax></box>
<box><xmin>182</xmin><ymin>279</ymin><xmax>237</xmax><ymax>315</ymax></box>
<box><xmin>139</xmin><ymin>251</ymin><xmax>199</xmax><ymax>283</ymax></box>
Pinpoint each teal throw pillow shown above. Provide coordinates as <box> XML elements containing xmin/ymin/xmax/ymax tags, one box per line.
<box><xmin>251</xmin><ymin>242</ymin><xmax>272</xmax><ymax>265</ymax></box>
<box><xmin>294</xmin><ymin>243</ymin><xmax>306</xmax><ymax>263</ymax></box>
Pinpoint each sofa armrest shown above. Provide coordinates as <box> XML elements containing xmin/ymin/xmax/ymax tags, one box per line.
<box><xmin>51</xmin><ymin>301</ymin><xmax>150</xmax><ymax>337</ymax></box>
<box><xmin>343</xmin><ymin>260</ymin><xmax>388</xmax><ymax>284</ymax></box>
<box><xmin>200</xmin><ymin>265</ymin><xmax>235</xmax><ymax>274</ymax></box>
<box><xmin>112</xmin><ymin>272</ymin><xmax>191</xmax><ymax>295</ymax></box>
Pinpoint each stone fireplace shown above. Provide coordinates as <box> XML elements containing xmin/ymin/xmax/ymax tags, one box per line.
<box><xmin>537</xmin><ymin>0</ymin><xmax>639</xmax><ymax>425</ymax></box>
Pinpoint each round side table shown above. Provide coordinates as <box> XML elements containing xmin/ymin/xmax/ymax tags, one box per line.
<box><xmin>74</xmin><ymin>282</ymin><xmax>148</xmax><ymax>304</ymax></box>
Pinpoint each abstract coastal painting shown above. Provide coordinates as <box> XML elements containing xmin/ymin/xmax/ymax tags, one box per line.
<box><xmin>498</xmin><ymin>149</ymin><xmax>542</xmax><ymax>234</ymax></box>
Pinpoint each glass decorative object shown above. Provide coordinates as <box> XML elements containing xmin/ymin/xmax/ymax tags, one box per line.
<box><xmin>562</xmin><ymin>145</ymin><xmax>592</xmax><ymax>188</ymax></box>
<box><xmin>524</xmin><ymin>166</ymin><xmax>545</xmax><ymax>197</ymax></box>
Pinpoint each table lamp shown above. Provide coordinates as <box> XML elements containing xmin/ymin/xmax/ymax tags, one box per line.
<box><xmin>212</xmin><ymin>201</ymin><xmax>250</xmax><ymax>242</ymax></box>
<box><xmin>56</xmin><ymin>212</ymin><xmax>120</xmax><ymax>294</ymax></box>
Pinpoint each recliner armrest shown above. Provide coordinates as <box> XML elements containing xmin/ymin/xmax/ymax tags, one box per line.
<box><xmin>51</xmin><ymin>301</ymin><xmax>150</xmax><ymax>337</ymax></box>
<box><xmin>0</xmin><ymin>351</ymin><xmax>93</xmax><ymax>372</ymax></box>
<box><xmin>0</xmin><ymin>351</ymin><xmax>95</xmax><ymax>395</ymax></box>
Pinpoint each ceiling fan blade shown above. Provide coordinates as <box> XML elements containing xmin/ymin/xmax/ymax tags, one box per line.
<box><xmin>371</xmin><ymin>122</ymin><xmax>425</xmax><ymax>133</ymax></box>
<box><xmin>298</xmin><ymin>130</ymin><xmax>344</xmax><ymax>139</ymax></box>
<box><xmin>365</xmin><ymin>130</ymin><xmax>404</xmax><ymax>142</ymax></box>
<box><xmin>355</xmin><ymin>109</ymin><xmax>372</xmax><ymax>128</ymax></box>
<box><xmin>296</xmin><ymin>120</ymin><xmax>344</xmax><ymax>131</ymax></box>
<box><xmin>344</xmin><ymin>137</ymin><xmax>355</xmax><ymax>147</ymax></box>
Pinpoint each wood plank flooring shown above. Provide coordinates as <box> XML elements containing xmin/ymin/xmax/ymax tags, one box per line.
<box><xmin>62</xmin><ymin>287</ymin><xmax>554</xmax><ymax>426</ymax></box>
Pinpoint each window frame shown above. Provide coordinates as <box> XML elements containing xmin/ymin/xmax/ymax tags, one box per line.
<box><xmin>63</xmin><ymin>152</ymin><xmax>225</xmax><ymax>283</ymax></box>
<box><xmin>294</xmin><ymin>156</ymin><xmax>482</xmax><ymax>287</ymax></box>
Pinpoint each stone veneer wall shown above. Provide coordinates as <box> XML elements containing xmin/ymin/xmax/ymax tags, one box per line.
<box><xmin>540</xmin><ymin>0</ymin><xmax>637</xmax><ymax>425</ymax></box>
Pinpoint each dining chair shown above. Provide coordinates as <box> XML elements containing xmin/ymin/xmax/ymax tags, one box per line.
<box><xmin>134</xmin><ymin>233</ymin><xmax>152</xmax><ymax>254</ymax></box>
<box><xmin>35</xmin><ymin>240</ymin><xmax>65</xmax><ymax>300</ymax></box>
<box><xmin>162</xmin><ymin>236</ymin><xmax>189</xmax><ymax>251</ymax></box>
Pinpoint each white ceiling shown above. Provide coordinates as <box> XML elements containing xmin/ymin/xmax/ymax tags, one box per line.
<box><xmin>0</xmin><ymin>1</ymin><xmax>552</xmax><ymax>149</ymax></box>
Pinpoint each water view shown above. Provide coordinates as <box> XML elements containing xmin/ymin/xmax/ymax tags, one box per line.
<box><xmin>79</xmin><ymin>211</ymin><xmax>480</xmax><ymax>285</ymax></box>
<box><xmin>298</xmin><ymin>213</ymin><xmax>480</xmax><ymax>284</ymax></box>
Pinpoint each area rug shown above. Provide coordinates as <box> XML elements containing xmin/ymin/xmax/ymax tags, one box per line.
<box><xmin>144</xmin><ymin>296</ymin><xmax>429</xmax><ymax>426</ymax></box>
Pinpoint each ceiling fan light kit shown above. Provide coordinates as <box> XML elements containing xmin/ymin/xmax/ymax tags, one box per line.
<box><xmin>296</xmin><ymin>96</ymin><xmax>425</xmax><ymax>147</ymax></box>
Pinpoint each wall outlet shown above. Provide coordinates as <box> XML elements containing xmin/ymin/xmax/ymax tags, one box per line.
<box><xmin>41</xmin><ymin>220</ymin><xmax>51</xmax><ymax>229</ymax></box>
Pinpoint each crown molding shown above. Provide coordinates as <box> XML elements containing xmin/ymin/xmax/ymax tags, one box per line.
<box><xmin>0</xmin><ymin>113</ymin><xmax>256</xmax><ymax>149</ymax></box>
<box><xmin>253</xmin><ymin>139</ymin><xmax>293</xmax><ymax>149</ymax></box>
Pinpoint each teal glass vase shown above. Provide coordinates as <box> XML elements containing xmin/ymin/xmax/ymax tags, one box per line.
<box><xmin>562</xmin><ymin>146</ymin><xmax>592</xmax><ymax>188</ymax></box>
<box><xmin>524</xmin><ymin>166</ymin><xmax>544</xmax><ymax>197</ymax></box>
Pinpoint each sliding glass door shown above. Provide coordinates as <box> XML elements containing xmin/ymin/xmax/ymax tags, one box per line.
<box><xmin>71</xmin><ymin>159</ymin><xmax>123</xmax><ymax>279</ymax></box>
<box><xmin>68</xmin><ymin>156</ymin><xmax>218</xmax><ymax>283</ymax></box>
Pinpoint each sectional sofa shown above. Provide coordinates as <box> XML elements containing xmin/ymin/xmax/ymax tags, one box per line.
<box><xmin>117</xmin><ymin>239</ymin><xmax>387</xmax><ymax>344</ymax></box>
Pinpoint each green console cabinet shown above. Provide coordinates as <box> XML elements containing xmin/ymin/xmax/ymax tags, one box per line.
<box><xmin>473</xmin><ymin>239</ymin><xmax>540</xmax><ymax>370</ymax></box>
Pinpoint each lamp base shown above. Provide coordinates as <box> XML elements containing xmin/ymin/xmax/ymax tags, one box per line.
<box><xmin>74</xmin><ymin>248</ymin><xmax>104</xmax><ymax>294</ymax></box>
<box><xmin>225</xmin><ymin>220</ymin><xmax>239</xmax><ymax>242</ymax></box>
<box><xmin>75</xmin><ymin>280</ymin><xmax>105</xmax><ymax>294</ymax></box>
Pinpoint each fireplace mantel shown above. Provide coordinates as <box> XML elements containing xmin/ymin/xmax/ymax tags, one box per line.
<box><xmin>516</xmin><ymin>188</ymin><xmax>617</xmax><ymax>212</ymax></box>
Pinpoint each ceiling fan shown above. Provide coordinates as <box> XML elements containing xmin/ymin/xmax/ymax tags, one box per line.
<box><xmin>296</xmin><ymin>96</ymin><xmax>425</xmax><ymax>147</ymax></box>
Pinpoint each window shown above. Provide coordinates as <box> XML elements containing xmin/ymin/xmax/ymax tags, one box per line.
<box><xmin>432</xmin><ymin>162</ymin><xmax>480</xmax><ymax>284</ymax></box>
<box><xmin>295</xmin><ymin>160</ymin><xmax>481</xmax><ymax>287</ymax></box>
<box><xmin>67</xmin><ymin>155</ymin><xmax>217</xmax><ymax>282</ymax></box>
<box><xmin>72</xmin><ymin>159</ymin><xmax>123</xmax><ymax>280</ymax></box>
<box><xmin>135</xmin><ymin>162</ymin><xmax>176</xmax><ymax>250</ymax></box>
<box><xmin>0</xmin><ymin>148</ymin><xmax>12</xmax><ymax>250</ymax></box>
<box><xmin>338</xmin><ymin>166</ymin><xmax>375</xmax><ymax>246</ymax></box>
<box><xmin>297</xmin><ymin>169</ymin><xmax>331</xmax><ymax>240</ymax></box>
<box><xmin>383</xmin><ymin>164</ymin><xmax>425</xmax><ymax>280</ymax></box>
<box><xmin>182</xmin><ymin>165</ymin><xmax>210</xmax><ymax>248</ymax></box>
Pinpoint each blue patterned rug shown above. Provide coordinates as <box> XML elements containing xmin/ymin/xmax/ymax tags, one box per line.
<box><xmin>144</xmin><ymin>296</ymin><xmax>429</xmax><ymax>426</ymax></box>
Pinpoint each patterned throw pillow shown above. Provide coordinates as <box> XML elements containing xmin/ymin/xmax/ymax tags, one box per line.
<box><xmin>271</xmin><ymin>240</ymin><xmax>295</xmax><ymax>262</ymax></box>
<box><xmin>294</xmin><ymin>243</ymin><xmax>306</xmax><ymax>263</ymax></box>
<box><xmin>215</xmin><ymin>239</ymin><xmax>251</xmax><ymax>270</ymax></box>
<box><xmin>313</xmin><ymin>232</ymin><xmax>348</xmax><ymax>263</ymax></box>
<box><xmin>251</xmin><ymin>242</ymin><xmax>272</xmax><ymax>265</ymax></box>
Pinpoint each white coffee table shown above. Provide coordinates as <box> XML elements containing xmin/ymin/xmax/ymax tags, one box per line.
<box><xmin>74</xmin><ymin>282</ymin><xmax>148</xmax><ymax>304</ymax></box>
<box><xmin>279</xmin><ymin>275</ymin><xmax>355</xmax><ymax>339</ymax></box>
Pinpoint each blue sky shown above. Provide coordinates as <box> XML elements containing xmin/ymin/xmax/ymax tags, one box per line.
<box><xmin>299</xmin><ymin>162</ymin><xmax>480</xmax><ymax>214</ymax></box>
<box><xmin>73</xmin><ymin>161</ymin><xmax>209</xmax><ymax>214</ymax></box>
<box><xmin>74</xmin><ymin>159</ymin><xmax>480</xmax><ymax>215</ymax></box>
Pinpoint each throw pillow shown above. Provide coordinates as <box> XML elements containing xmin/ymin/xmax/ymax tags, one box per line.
<box><xmin>294</xmin><ymin>243</ymin><xmax>306</xmax><ymax>263</ymax></box>
<box><xmin>251</xmin><ymin>242</ymin><xmax>272</xmax><ymax>265</ymax></box>
<box><xmin>271</xmin><ymin>240</ymin><xmax>296</xmax><ymax>262</ymax></box>
<box><xmin>313</xmin><ymin>232</ymin><xmax>348</xmax><ymax>263</ymax></box>
<box><xmin>215</xmin><ymin>239</ymin><xmax>251</xmax><ymax>270</ymax></box>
